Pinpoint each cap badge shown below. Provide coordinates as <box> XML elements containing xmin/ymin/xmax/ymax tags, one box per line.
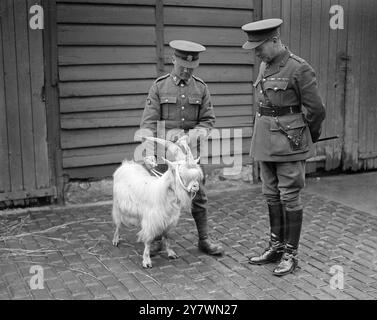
<box><xmin>187</xmin><ymin>55</ymin><xmax>193</xmax><ymax>62</ymax></box>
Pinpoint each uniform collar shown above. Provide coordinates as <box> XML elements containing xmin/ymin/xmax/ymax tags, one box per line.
<box><xmin>264</xmin><ymin>46</ymin><xmax>290</xmax><ymax>77</ymax></box>
<box><xmin>170</xmin><ymin>72</ymin><xmax>191</xmax><ymax>86</ymax></box>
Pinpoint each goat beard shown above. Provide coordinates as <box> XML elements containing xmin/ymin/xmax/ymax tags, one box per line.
<box><xmin>171</xmin><ymin>178</ymin><xmax>192</xmax><ymax>213</ymax></box>
<box><xmin>173</xmin><ymin>174</ymin><xmax>203</xmax><ymax>213</ymax></box>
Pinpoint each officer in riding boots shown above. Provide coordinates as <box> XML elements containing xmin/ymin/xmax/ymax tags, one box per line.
<box><xmin>140</xmin><ymin>40</ymin><xmax>224</xmax><ymax>256</ymax></box>
<box><xmin>241</xmin><ymin>19</ymin><xmax>326</xmax><ymax>276</ymax></box>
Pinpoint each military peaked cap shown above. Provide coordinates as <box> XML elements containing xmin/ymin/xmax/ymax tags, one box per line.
<box><xmin>241</xmin><ymin>18</ymin><xmax>283</xmax><ymax>50</ymax></box>
<box><xmin>169</xmin><ymin>40</ymin><xmax>206</xmax><ymax>68</ymax></box>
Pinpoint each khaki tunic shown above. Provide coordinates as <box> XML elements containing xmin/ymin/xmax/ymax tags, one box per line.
<box><xmin>251</xmin><ymin>48</ymin><xmax>326</xmax><ymax>162</ymax></box>
<box><xmin>140</xmin><ymin>73</ymin><xmax>215</xmax><ymax>136</ymax></box>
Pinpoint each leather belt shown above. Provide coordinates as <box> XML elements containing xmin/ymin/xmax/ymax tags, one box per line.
<box><xmin>258</xmin><ymin>105</ymin><xmax>301</xmax><ymax>117</ymax></box>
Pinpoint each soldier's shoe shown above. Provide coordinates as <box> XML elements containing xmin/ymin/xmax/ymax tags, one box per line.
<box><xmin>272</xmin><ymin>250</ymin><xmax>299</xmax><ymax>276</ymax></box>
<box><xmin>249</xmin><ymin>239</ymin><xmax>284</xmax><ymax>265</ymax></box>
<box><xmin>149</xmin><ymin>240</ymin><xmax>163</xmax><ymax>257</ymax></box>
<box><xmin>198</xmin><ymin>238</ymin><xmax>224</xmax><ymax>255</ymax></box>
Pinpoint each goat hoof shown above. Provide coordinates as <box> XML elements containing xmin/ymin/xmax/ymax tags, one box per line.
<box><xmin>168</xmin><ymin>252</ymin><xmax>179</xmax><ymax>259</ymax></box>
<box><xmin>112</xmin><ymin>241</ymin><xmax>119</xmax><ymax>247</ymax></box>
<box><xmin>142</xmin><ymin>260</ymin><xmax>152</xmax><ymax>268</ymax></box>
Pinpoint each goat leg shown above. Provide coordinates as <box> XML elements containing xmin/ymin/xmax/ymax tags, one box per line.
<box><xmin>112</xmin><ymin>224</ymin><xmax>120</xmax><ymax>247</ymax></box>
<box><xmin>163</xmin><ymin>235</ymin><xmax>179</xmax><ymax>259</ymax></box>
<box><xmin>142</xmin><ymin>241</ymin><xmax>153</xmax><ymax>268</ymax></box>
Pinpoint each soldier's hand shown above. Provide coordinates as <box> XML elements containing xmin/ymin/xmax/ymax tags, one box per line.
<box><xmin>144</xmin><ymin>156</ymin><xmax>157</xmax><ymax>169</ymax></box>
<box><xmin>188</xmin><ymin>128</ymin><xmax>209</xmax><ymax>146</ymax></box>
<box><xmin>166</xmin><ymin>129</ymin><xmax>186</xmax><ymax>142</ymax></box>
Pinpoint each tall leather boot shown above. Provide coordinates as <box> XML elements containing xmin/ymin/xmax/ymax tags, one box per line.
<box><xmin>273</xmin><ymin>208</ymin><xmax>303</xmax><ymax>276</ymax></box>
<box><xmin>193</xmin><ymin>210</ymin><xmax>224</xmax><ymax>255</ymax></box>
<box><xmin>192</xmin><ymin>185</ymin><xmax>223</xmax><ymax>255</ymax></box>
<box><xmin>249</xmin><ymin>203</ymin><xmax>285</xmax><ymax>265</ymax></box>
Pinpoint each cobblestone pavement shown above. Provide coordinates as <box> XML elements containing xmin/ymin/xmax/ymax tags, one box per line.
<box><xmin>1</xmin><ymin>188</ymin><xmax>376</xmax><ymax>300</ymax></box>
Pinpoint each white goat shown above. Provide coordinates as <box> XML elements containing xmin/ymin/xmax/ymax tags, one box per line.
<box><xmin>112</xmin><ymin>136</ymin><xmax>203</xmax><ymax>268</ymax></box>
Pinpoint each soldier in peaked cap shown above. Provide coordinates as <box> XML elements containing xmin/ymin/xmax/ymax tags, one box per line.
<box><xmin>241</xmin><ymin>19</ymin><xmax>326</xmax><ymax>276</ymax></box>
<box><xmin>139</xmin><ymin>40</ymin><xmax>224</xmax><ymax>256</ymax></box>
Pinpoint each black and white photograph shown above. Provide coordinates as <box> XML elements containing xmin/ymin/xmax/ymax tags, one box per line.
<box><xmin>0</xmin><ymin>0</ymin><xmax>376</xmax><ymax>307</ymax></box>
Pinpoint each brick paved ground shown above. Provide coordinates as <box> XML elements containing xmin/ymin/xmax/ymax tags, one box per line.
<box><xmin>0</xmin><ymin>188</ymin><xmax>376</xmax><ymax>300</ymax></box>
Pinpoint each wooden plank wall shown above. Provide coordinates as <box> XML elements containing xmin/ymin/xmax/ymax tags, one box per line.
<box><xmin>57</xmin><ymin>0</ymin><xmax>256</xmax><ymax>179</ymax></box>
<box><xmin>57</xmin><ymin>0</ymin><xmax>158</xmax><ymax>178</ymax></box>
<box><xmin>263</xmin><ymin>0</ymin><xmax>377</xmax><ymax>172</ymax></box>
<box><xmin>344</xmin><ymin>0</ymin><xmax>377</xmax><ymax>170</ymax></box>
<box><xmin>0</xmin><ymin>0</ymin><xmax>52</xmax><ymax>202</ymax></box>
<box><xmin>162</xmin><ymin>0</ymin><xmax>255</xmax><ymax>168</ymax></box>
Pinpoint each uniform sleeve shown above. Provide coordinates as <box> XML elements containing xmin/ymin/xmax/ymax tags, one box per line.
<box><xmin>195</xmin><ymin>85</ymin><xmax>216</xmax><ymax>130</ymax></box>
<box><xmin>294</xmin><ymin>63</ymin><xmax>326</xmax><ymax>143</ymax></box>
<box><xmin>140</xmin><ymin>82</ymin><xmax>160</xmax><ymax>137</ymax></box>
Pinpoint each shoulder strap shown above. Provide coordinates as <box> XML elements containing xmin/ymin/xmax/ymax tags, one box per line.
<box><xmin>192</xmin><ymin>75</ymin><xmax>206</xmax><ymax>85</ymax></box>
<box><xmin>155</xmin><ymin>73</ymin><xmax>169</xmax><ymax>83</ymax></box>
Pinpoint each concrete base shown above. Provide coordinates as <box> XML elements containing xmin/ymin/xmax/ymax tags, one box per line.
<box><xmin>305</xmin><ymin>171</ymin><xmax>377</xmax><ymax>215</ymax></box>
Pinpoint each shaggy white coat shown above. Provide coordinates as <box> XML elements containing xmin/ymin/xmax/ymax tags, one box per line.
<box><xmin>112</xmin><ymin>160</ymin><xmax>202</xmax><ymax>268</ymax></box>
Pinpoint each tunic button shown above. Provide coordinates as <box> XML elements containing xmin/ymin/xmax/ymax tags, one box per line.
<box><xmin>165</xmin><ymin>99</ymin><xmax>168</xmax><ymax>102</ymax></box>
<box><xmin>260</xmin><ymin>90</ymin><xmax>263</xmax><ymax>94</ymax></box>
<box><xmin>287</xmin><ymin>125</ymin><xmax>291</xmax><ymax>129</ymax></box>
<box><xmin>181</xmin><ymin>94</ymin><xmax>185</xmax><ymax>98</ymax></box>
<box><xmin>196</xmin><ymin>100</ymin><xmax>200</xmax><ymax>103</ymax></box>
<box><xmin>262</xmin><ymin>78</ymin><xmax>266</xmax><ymax>82</ymax></box>
<box><xmin>180</xmin><ymin>83</ymin><xmax>184</xmax><ymax>87</ymax></box>
<box><xmin>182</xmin><ymin>118</ymin><xmax>185</xmax><ymax>121</ymax></box>
<box><xmin>181</xmin><ymin>106</ymin><xmax>184</xmax><ymax>110</ymax></box>
<box><xmin>274</xmin><ymin>87</ymin><xmax>278</xmax><ymax>91</ymax></box>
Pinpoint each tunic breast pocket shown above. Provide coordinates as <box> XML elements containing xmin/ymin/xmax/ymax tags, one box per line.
<box><xmin>264</xmin><ymin>80</ymin><xmax>289</xmax><ymax>106</ymax></box>
<box><xmin>186</xmin><ymin>97</ymin><xmax>202</xmax><ymax>120</ymax></box>
<box><xmin>160</xmin><ymin>96</ymin><xmax>177</xmax><ymax>120</ymax></box>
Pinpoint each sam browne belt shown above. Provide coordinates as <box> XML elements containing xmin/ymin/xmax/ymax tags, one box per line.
<box><xmin>258</xmin><ymin>105</ymin><xmax>301</xmax><ymax>117</ymax></box>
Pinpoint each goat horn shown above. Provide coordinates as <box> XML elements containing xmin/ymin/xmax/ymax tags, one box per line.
<box><xmin>145</xmin><ymin>137</ymin><xmax>186</xmax><ymax>161</ymax></box>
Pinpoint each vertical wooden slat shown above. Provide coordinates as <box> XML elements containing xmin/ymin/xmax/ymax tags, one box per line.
<box><xmin>0</xmin><ymin>14</ymin><xmax>11</xmax><ymax>193</ymax></box>
<box><xmin>290</xmin><ymin>0</ymin><xmax>301</xmax><ymax>55</ymax></box>
<box><xmin>318</xmin><ymin>0</ymin><xmax>330</xmax><ymax>146</ymax></box>
<box><xmin>360</xmin><ymin>0</ymin><xmax>376</xmax><ymax>170</ymax></box>
<box><xmin>300</xmin><ymin>0</ymin><xmax>311</xmax><ymax>61</ymax></box>
<box><xmin>271</xmin><ymin>0</ymin><xmax>281</xmax><ymax>18</ymax></box>
<box><xmin>372</xmin><ymin>1</ymin><xmax>377</xmax><ymax>169</ymax></box>
<box><xmin>262</xmin><ymin>0</ymin><xmax>272</xmax><ymax>19</ymax></box>
<box><xmin>155</xmin><ymin>0</ymin><xmax>165</xmax><ymax>76</ymax></box>
<box><xmin>280</xmin><ymin>0</ymin><xmax>291</xmax><ymax>45</ymax></box>
<box><xmin>344</xmin><ymin>0</ymin><xmax>362</xmax><ymax>170</ymax></box>
<box><xmin>28</xmin><ymin>0</ymin><xmax>50</xmax><ymax>188</ymax></box>
<box><xmin>332</xmin><ymin>0</ymin><xmax>348</xmax><ymax>170</ymax></box>
<box><xmin>14</xmin><ymin>0</ymin><xmax>36</xmax><ymax>190</ymax></box>
<box><xmin>309</xmin><ymin>0</ymin><xmax>323</xmax><ymax>159</ymax></box>
<box><xmin>324</xmin><ymin>0</ymin><xmax>338</xmax><ymax>170</ymax></box>
<box><xmin>3</xmin><ymin>0</ymin><xmax>23</xmax><ymax>192</ymax></box>
<box><xmin>43</xmin><ymin>0</ymin><xmax>63</xmax><ymax>202</ymax></box>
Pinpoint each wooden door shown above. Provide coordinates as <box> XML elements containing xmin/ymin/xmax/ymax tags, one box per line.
<box><xmin>0</xmin><ymin>0</ymin><xmax>54</xmax><ymax>204</ymax></box>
